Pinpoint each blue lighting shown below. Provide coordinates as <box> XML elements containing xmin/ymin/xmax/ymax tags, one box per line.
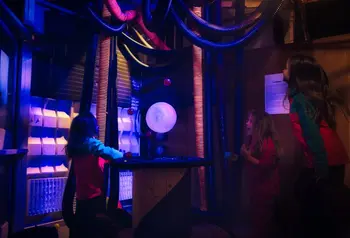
<box><xmin>27</xmin><ymin>96</ymin><xmax>70</xmax><ymax>168</ymax></box>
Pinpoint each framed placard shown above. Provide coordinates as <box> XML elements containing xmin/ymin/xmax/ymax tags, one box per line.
<box><xmin>265</xmin><ymin>73</ymin><xmax>290</xmax><ymax>115</ymax></box>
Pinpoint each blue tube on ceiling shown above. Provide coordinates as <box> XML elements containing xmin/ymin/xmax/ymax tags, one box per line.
<box><xmin>86</xmin><ymin>6</ymin><xmax>126</xmax><ymax>34</ymax></box>
<box><xmin>142</xmin><ymin>0</ymin><xmax>173</xmax><ymax>31</ymax></box>
<box><xmin>173</xmin><ymin>0</ymin><xmax>266</xmax><ymax>35</ymax></box>
<box><xmin>170</xmin><ymin>0</ymin><xmax>285</xmax><ymax>50</ymax></box>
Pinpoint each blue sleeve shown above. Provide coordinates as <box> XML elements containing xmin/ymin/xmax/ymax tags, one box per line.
<box><xmin>85</xmin><ymin>138</ymin><xmax>124</xmax><ymax>160</ymax></box>
<box><xmin>292</xmin><ymin>94</ymin><xmax>329</xmax><ymax>178</ymax></box>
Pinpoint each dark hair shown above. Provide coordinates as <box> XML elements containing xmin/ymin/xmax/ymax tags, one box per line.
<box><xmin>247</xmin><ymin>110</ymin><xmax>283</xmax><ymax>159</ymax></box>
<box><xmin>285</xmin><ymin>54</ymin><xmax>349</xmax><ymax>129</ymax></box>
<box><xmin>66</xmin><ymin>112</ymin><xmax>99</xmax><ymax>158</ymax></box>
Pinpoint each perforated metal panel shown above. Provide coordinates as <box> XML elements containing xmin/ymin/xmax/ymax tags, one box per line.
<box><xmin>119</xmin><ymin>171</ymin><xmax>133</xmax><ymax>201</ymax></box>
<box><xmin>27</xmin><ymin>177</ymin><xmax>67</xmax><ymax>216</ymax></box>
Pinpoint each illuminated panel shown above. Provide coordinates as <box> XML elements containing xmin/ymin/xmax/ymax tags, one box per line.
<box><xmin>264</xmin><ymin>73</ymin><xmax>290</xmax><ymax>115</ymax></box>
<box><xmin>119</xmin><ymin>171</ymin><xmax>133</xmax><ymax>201</ymax></box>
<box><xmin>117</xmin><ymin>107</ymin><xmax>140</xmax><ymax>201</ymax></box>
<box><xmin>27</xmin><ymin>177</ymin><xmax>67</xmax><ymax>216</ymax></box>
<box><xmin>0</xmin><ymin>50</ymin><xmax>9</xmax><ymax>105</ymax></box>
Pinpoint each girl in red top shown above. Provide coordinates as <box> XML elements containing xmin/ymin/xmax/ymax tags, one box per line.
<box><xmin>241</xmin><ymin>110</ymin><xmax>283</xmax><ymax>238</ymax></box>
<box><xmin>63</xmin><ymin>112</ymin><xmax>128</xmax><ymax>238</ymax></box>
<box><xmin>283</xmin><ymin>55</ymin><xmax>349</xmax><ymax>238</ymax></box>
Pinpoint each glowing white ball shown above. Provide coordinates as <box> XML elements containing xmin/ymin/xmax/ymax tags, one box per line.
<box><xmin>146</xmin><ymin>102</ymin><xmax>177</xmax><ymax>133</ymax></box>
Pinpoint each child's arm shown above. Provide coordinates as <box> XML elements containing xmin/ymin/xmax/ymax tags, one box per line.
<box><xmin>86</xmin><ymin>138</ymin><xmax>124</xmax><ymax>160</ymax></box>
<box><xmin>292</xmin><ymin>94</ymin><xmax>328</xmax><ymax>178</ymax></box>
<box><xmin>246</xmin><ymin>155</ymin><xmax>260</xmax><ymax>165</ymax></box>
<box><xmin>247</xmin><ymin>155</ymin><xmax>279</xmax><ymax>168</ymax></box>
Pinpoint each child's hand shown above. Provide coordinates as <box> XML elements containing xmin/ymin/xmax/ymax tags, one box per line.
<box><xmin>241</xmin><ymin>144</ymin><xmax>260</xmax><ymax>165</ymax></box>
<box><xmin>124</xmin><ymin>152</ymin><xmax>132</xmax><ymax>159</ymax></box>
<box><xmin>240</xmin><ymin>144</ymin><xmax>251</xmax><ymax>159</ymax></box>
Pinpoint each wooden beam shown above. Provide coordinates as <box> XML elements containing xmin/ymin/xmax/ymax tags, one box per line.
<box><xmin>222</xmin><ymin>0</ymin><xmax>260</xmax><ymax>8</ymax></box>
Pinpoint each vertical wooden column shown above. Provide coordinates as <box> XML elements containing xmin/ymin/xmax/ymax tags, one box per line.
<box><xmin>192</xmin><ymin>6</ymin><xmax>207</xmax><ymax>211</ymax></box>
<box><xmin>97</xmin><ymin>5</ymin><xmax>111</xmax><ymax>143</ymax></box>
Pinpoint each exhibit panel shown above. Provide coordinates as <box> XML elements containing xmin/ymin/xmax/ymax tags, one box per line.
<box><xmin>0</xmin><ymin>0</ymin><xmax>320</xmax><ymax>237</ymax></box>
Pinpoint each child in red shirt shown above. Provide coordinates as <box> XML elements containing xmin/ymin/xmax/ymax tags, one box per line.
<box><xmin>283</xmin><ymin>55</ymin><xmax>350</xmax><ymax>238</ymax></box>
<box><xmin>63</xmin><ymin>112</ymin><xmax>127</xmax><ymax>238</ymax></box>
<box><xmin>241</xmin><ymin>110</ymin><xmax>283</xmax><ymax>238</ymax></box>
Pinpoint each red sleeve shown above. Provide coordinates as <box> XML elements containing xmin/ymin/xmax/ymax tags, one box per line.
<box><xmin>289</xmin><ymin>113</ymin><xmax>308</xmax><ymax>148</ymax></box>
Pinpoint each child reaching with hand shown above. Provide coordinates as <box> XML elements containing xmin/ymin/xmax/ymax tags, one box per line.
<box><xmin>241</xmin><ymin>110</ymin><xmax>283</xmax><ymax>238</ymax></box>
<box><xmin>63</xmin><ymin>112</ymin><xmax>129</xmax><ymax>238</ymax></box>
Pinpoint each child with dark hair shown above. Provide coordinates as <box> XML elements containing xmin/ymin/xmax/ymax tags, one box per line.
<box><xmin>283</xmin><ymin>54</ymin><xmax>350</xmax><ymax>238</ymax></box>
<box><xmin>63</xmin><ymin>112</ymin><xmax>127</xmax><ymax>238</ymax></box>
<box><xmin>241</xmin><ymin>110</ymin><xmax>283</xmax><ymax>238</ymax></box>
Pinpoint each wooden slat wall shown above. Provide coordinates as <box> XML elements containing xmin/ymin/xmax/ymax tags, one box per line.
<box><xmin>117</xmin><ymin>46</ymin><xmax>132</xmax><ymax>108</ymax></box>
<box><xmin>31</xmin><ymin>40</ymin><xmax>99</xmax><ymax>103</ymax></box>
<box><xmin>31</xmin><ymin>41</ymin><xmax>132</xmax><ymax>107</ymax></box>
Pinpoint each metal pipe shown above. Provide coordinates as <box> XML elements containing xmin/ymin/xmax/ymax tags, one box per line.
<box><xmin>105</xmin><ymin>36</ymin><xmax>120</xmax><ymax>212</ymax></box>
<box><xmin>174</xmin><ymin>0</ymin><xmax>265</xmax><ymax>35</ymax></box>
<box><xmin>36</xmin><ymin>0</ymin><xmax>84</xmax><ymax>18</ymax></box>
<box><xmin>0</xmin><ymin>20</ymin><xmax>15</xmax><ymax>41</ymax></box>
<box><xmin>0</xmin><ymin>1</ymin><xmax>31</xmax><ymax>39</ymax></box>
<box><xmin>212</xmin><ymin>0</ymin><xmax>228</xmax><ymax>213</ymax></box>
<box><xmin>13</xmin><ymin>43</ymin><xmax>32</xmax><ymax>232</ymax></box>
<box><xmin>232</xmin><ymin>0</ymin><xmax>245</xmax><ymax>221</ymax></box>
<box><xmin>203</xmin><ymin>2</ymin><xmax>214</xmax><ymax>212</ymax></box>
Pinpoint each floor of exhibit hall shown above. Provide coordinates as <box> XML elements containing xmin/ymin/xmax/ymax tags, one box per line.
<box><xmin>57</xmin><ymin>225</ymin><xmax>245</xmax><ymax>238</ymax></box>
<box><xmin>56</xmin><ymin>207</ymin><xmax>248</xmax><ymax>238</ymax></box>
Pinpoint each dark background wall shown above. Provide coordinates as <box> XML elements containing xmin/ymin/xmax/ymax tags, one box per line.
<box><xmin>221</xmin><ymin>35</ymin><xmax>350</xmax><ymax>222</ymax></box>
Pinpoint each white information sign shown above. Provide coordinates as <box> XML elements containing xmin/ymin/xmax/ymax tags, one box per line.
<box><xmin>265</xmin><ymin>73</ymin><xmax>290</xmax><ymax>115</ymax></box>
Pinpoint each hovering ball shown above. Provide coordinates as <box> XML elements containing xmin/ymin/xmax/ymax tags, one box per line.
<box><xmin>163</xmin><ymin>78</ymin><xmax>172</xmax><ymax>86</ymax></box>
<box><xmin>127</xmin><ymin>108</ymin><xmax>134</xmax><ymax>115</ymax></box>
<box><xmin>146</xmin><ymin>102</ymin><xmax>177</xmax><ymax>133</ymax></box>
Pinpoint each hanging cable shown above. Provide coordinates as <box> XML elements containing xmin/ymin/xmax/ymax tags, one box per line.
<box><xmin>173</xmin><ymin>0</ymin><xmax>267</xmax><ymax>35</ymax></box>
<box><xmin>142</xmin><ymin>0</ymin><xmax>173</xmax><ymax>30</ymax></box>
<box><xmin>170</xmin><ymin>0</ymin><xmax>285</xmax><ymax>51</ymax></box>
<box><xmin>87</xmin><ymin>6</ymin><xmax>126</xmax><ymax>34</ymax></box>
